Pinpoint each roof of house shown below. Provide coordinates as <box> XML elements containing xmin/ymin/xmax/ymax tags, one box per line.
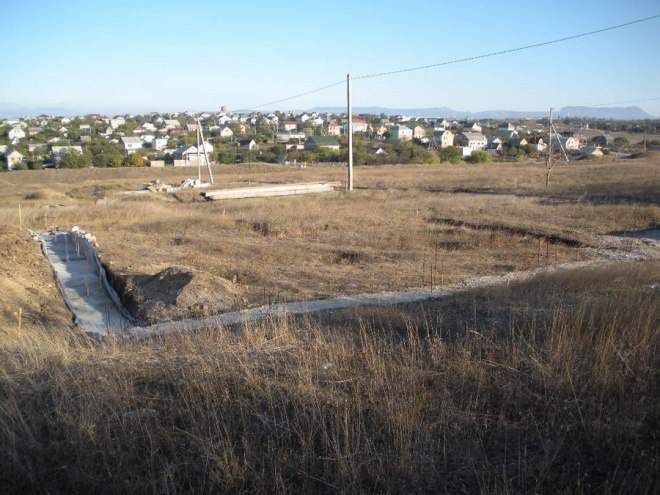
<box><xmin>307</xmin><ymin>136</ymin><xmax>340</xmax><ymax>146</ymax></box>
<box><xmin>461</xmin><ymin>132</ymin><xmax>486</xmax><ymax>141</ymax></box>
<box><xmin>121</xmin><ymin>137</ymin><xmax>143</xmax><ymax>144</ymax></box>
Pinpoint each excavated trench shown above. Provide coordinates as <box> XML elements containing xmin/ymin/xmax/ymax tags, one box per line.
<box><xmin>35</xmin><ymin>230</ymin><xmax>136</xmax><ymax>334</ymax></box>
<box><xmin>36</xmin><ymin>227</ymin><xmax>660</xmax><ymax>339</ymax></box>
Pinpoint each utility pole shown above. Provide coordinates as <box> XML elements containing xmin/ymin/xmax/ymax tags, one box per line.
<box><xmin>544</xmin><ymin>107</ymin><xmax>568</xmax><ymax>188</ymax></box>
<box><xmin>196</xmin><ymin>123</ymin><xmax>201</xmax><ymax>183</ymax></box>
<box><xmin>197</xmin><ymin>117</ymin><xmax>214</xmax><ymax>184</ymax></box>
<box><xmin>347</xmin><ymin>73</ymin><xmax>353</xmax><ymax>191</ymax></box>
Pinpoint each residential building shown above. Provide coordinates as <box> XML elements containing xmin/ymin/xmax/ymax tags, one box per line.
<box><xmin>304</xmin><ymin>136</ymin><xmax>341</xmax><ymax>151</ymax></box>
<box><xmin>551</xmin><ymin>135</ymin><xmax>580</xmax><ymax>151</ymax></box>
<box><xmin>51</xmin><ymin>146</ymin><xmax>83</xmax><ymax>163</ymax></box>
<box><xmin>454</xmin><ymin>132</ymin><xmax>487</xmax><ymax>150</ymax></box>
<box><xmin>432</xmin><ymin>130</ymin><xmax>454</xmax><ymax>148</ymax></box>
<box><xmin>173</xmin><ymin>142</ymin><xmax>214</xmax><ymax>161</ymax></box>
<box><xmin>275</xmin><ymin>131</ymin><xmax>306</xmax><ymax>143</ymax></box>
<box><xmin>217</xmin><ymin>126</ymin><xmax>234</xmax><ymax>139</ymax></box>
<box><xmin>7</xmin><ymin>126</ymin><xmax>26</xmax><ymax>140</ymax></box>
<box><xmin>327</xmin><ymin>123</ymin><xmax>342</xmax><ymax>136</ymax></box>
<box><xmin>121</xmin><ymin>137</ymin><xmax>143</xmax><ymax>153</ymax></box>
<box><xmin>389</xmin><ymin>125</ymin><xmax>413</xmax><ymax>142</ymax></box>
<box><xmin>151</xmin><ymin>137</ymin><xmax>169</xmax><ymax>151</ymax></box>
<box><xmin>343</xmin><ymin>118</ymin><xmax>369</xmax><ymax>133</ymax></box>
<box><xmin>411</xmin><ymin>125</ymin><xmax>426</xmax><ymax>139</ymax></box>
<box><xmin>4</xmin><ymin>150</ymin><xmax>24</xmax><ymax>170</ymax></box>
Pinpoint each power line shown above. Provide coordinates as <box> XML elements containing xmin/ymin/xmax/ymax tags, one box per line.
<box><xmin>586</xmin><ymin>96</ymin><xmax>660</xmax><ymax>108</ymax></box>
<box><xmin>235</xmin><ymin>79</ymin><xmax>344</xmax><ymax>112</ymax></box>
<box><xmin>234</xmin><ymin>13</ymin><xmax>660</xmax><ymax>112</ymax></box>
<box><xmin>353</xmin><ymin>14</ymin><xmax>660</xmax><ymax>81</ymax></box>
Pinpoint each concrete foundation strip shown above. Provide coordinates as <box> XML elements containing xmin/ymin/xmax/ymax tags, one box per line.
<box><xmin>34</xmin><ymin>229</ymin><xmax>658</xmax><ymax>340</ymax></box>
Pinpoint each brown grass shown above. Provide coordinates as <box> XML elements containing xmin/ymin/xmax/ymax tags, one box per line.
<box><xmin>1</xmin><ymin>158</ymin><xmax>658</xmax><ymax>321</ymax></box>
<box><xmin>0</xmin><ymin>262</ymin><xmax>658</xmax><ymax>493</ymax></box>
<box><xmin>0</xmin><ymin>158</ymin><xmax>658</xmax><ymax>492</ymax></box>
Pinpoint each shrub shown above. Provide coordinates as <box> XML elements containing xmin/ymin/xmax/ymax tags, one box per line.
<box><xmin>467</xmin><ymin>150</ymin><xmax>492</xmax><ymax>163</ymax></box>
<box><xmin>438</xmin><ymin>146</ymin><xmax>462</xmax><ymax>164</ymax></box>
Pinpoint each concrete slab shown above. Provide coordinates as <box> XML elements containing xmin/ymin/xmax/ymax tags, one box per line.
<box><xmin>35</xmin><ymin>231</ymin><xmax>135</xmax><ymax>334</ymax></box>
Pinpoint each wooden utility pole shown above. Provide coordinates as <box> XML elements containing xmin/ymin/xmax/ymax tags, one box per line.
<box><xmin>545</xmin><ymin>108</ymin><xmax>553</xmax><ymax>188</ymax></box>
<box><xmin>347</xmin><ymin>73</ymin><xmax>353</xmax><ymax>191</ymax></box>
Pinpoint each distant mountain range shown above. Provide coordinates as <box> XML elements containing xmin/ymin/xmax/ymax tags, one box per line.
<box><xmin>1</xmin><ymin>101</ymin><xmax>656</xmax><ymax>120</ymax></box>
<box><xmin>0</xmin><ymin>102</ymin><xmax>81</xmax><ymax>119</ymax></box>
<box><xmin>308</xmin><ymin>106</ymin><xmax>657</xmax><ymax>120</ymax></box>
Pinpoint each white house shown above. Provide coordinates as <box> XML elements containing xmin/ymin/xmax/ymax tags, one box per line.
<box><xmin>51</xmin><ymin>146</ymin><xmax>83</xmax><ymax>163</ymax></box>
<box><xmin>109</xmin><ymin>117</ymin><xmax>126</xmax><ymax>129</ymax></box>
<box><xmin>466</xmin><ymin>122</ymin><xmax>482</xmax><ymax>133</ymax></box>
<box><xmin>4</xmin><ymin>150</ymin><xmax>24</xmax><ymax>170</ymax></box>
<box><xmin>240</xmin><ymin>139</ymin><xmax>258</xmax><ymax>150</ymax></box>
<box><xmin>217</xmin><ymin>126</ymin><xmax>234</xmax><ymax>139</ymax></box>
<box><xmin>390</xmin><ymin>125</ymin><xmax>413</xmax><ymax>142</ymax></box>
<box><xmin>162</xmin><ymin>119</ymin><xmax>181</xmax><ymax>130</ymax></box>
<box><xmin>121</xmin><ymin>136</ymin><xmax>143</xmax><ymax>153</ymax></box>
<box><xmin>327</xmin><ymin>123</ymin><xmax>342</xmax><ymax>136</ymax></box>
<box><xmin>551</xmin><ymin>135</ymin><xmax>580</xmax><ymax>151</ymax></box>
<box><xmin>275</xmin><ymin>131</ymin><xmax>306</xmax><ymax>143</ymax></box>
<box><xmin>151</xmin><ymin>137</ymin><xmax>169</xmax><ymax>151</ymax></box>
<box><xmin>343</xmin><ymin>118</ymin><xmax>369</xmax><ymax>133</ymax></box>
<box><xmin>7</xmin><ymin>126</ymin><xmax>26</xmax><ymax>141</ymax></box>
<box><xmin>454</xmin><ymin>132</ymin><xmax>487</xmax><ymax>150</ymax></box>
<box><xmin>173</xmin><ymin>142</ymin><xmax>214</xmax><ymax>161</ymax></box>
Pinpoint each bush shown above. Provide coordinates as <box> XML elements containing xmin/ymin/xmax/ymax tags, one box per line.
<box><xmin>28</xmin><ymin>160</ymin><xmax>44</xmax><ymax>170</ymax></box>
<box><xmin>467</xmin><ymin>150</ymin><xmax>492</xmax><ymax>163</ymax></box>
<box><xmin>438</xmin><ymin>147</ymin><xmax>462</xmax><ymax>164</ymax></box>
<box><xmin>59</xmin><ymin>149</ymin><xmax>92</xmax><ymax>169</ymax></box>
<box><xmin>122</xmin><ymin>154</ymin><xmax>145</xmax><ymax>167</ymax></box>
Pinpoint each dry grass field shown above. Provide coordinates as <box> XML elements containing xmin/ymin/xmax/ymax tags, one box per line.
<box><xmin>0</xmin><ymin>155</ymin><xmax>659</xmax><ymax>493</ymax></box>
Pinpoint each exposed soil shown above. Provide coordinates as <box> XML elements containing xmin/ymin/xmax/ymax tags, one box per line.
<box><xmin>106</xmin><ymin>264</ymin><xmax>245</xmax><ymax>324</ymax></box>
<box><xmin>0</xmin><ymin>227</ymin><xmax>72</xmax><ymax>329</ymax></box>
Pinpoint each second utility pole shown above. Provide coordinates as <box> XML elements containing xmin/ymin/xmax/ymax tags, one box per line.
<box><xmin>347</xmin><ymin>73</ymin><xmax>353</xmax><ymax>191</ymax></box>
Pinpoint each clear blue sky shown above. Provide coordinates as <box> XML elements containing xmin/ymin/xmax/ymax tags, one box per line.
<box><xmin>3</xmin><ymin>0</ymin><xmax>660</xmax><ymax>117</ymax></box>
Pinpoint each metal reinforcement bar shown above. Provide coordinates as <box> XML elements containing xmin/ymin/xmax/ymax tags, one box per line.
<box><xmin>204</xmin><ymin>182</ymin><xmax>341</xmax><ymax>200</ymax></box>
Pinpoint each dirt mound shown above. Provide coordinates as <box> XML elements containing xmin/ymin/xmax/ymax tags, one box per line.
<box><xmin>0</xmin><ymin>227</ymin><xmax>72</xmax><ymax>329</ymax></box>
<box><xmin>109</xmin><ymin>265</ymin><xmax>245</xmax><ymax>324</ymax></box>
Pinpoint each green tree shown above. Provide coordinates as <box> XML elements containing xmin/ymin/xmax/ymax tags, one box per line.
<box><xmin>438</xmin><ymin>147</ymin><xmax>462</xmax><ymax>164</ymax></box>
<box><xmin>467</xmin><ymin>150</ymin><xmax>492</xmax><ymax>164</ymax></box>
<box><xmin>214</xmin><ymin>144</ymin><xmax>236</xmax><ymax>164</ymax></box>
<box><xmin>612</xmin><ymin>136</ymin><xmax>629</xmax><ymax>148</ymax></box>
<box><xmin>122</xmin><ymin>153</ymin><xmax>145</xmax><ymax>167</ymax></box>
<box><xmin>59</xmin><ymin>149</ymin><xmax>92</xmax><ymax>169</ymax></box>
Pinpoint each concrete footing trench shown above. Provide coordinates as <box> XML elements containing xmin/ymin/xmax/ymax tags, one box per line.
<box><xmin>35</xmin><ymin>229</ymin><xmax>659</xmax><ymax>339</ymax></box>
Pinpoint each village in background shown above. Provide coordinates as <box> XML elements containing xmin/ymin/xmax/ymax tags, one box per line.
<box><xmin>3</xmin><ymin>106</ymin><xmax>658</xmax><ymax>171</ymax></box>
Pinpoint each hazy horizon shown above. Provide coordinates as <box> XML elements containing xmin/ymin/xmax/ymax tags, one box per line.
<box><xmin>4</xmin><ymin>0</ymin><xmax>660</xmax><ymax>117</ymax></box>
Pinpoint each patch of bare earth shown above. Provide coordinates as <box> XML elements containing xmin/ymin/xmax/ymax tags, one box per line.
<box><xmin>106</xmin><ymin>265</ymin><xmax>245</xmax><ymax>324</ymax></box>
<box><xmin>0</xmin><ymin>227</ymin><xmax>71</xmax><ymax>330</ymax></box>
